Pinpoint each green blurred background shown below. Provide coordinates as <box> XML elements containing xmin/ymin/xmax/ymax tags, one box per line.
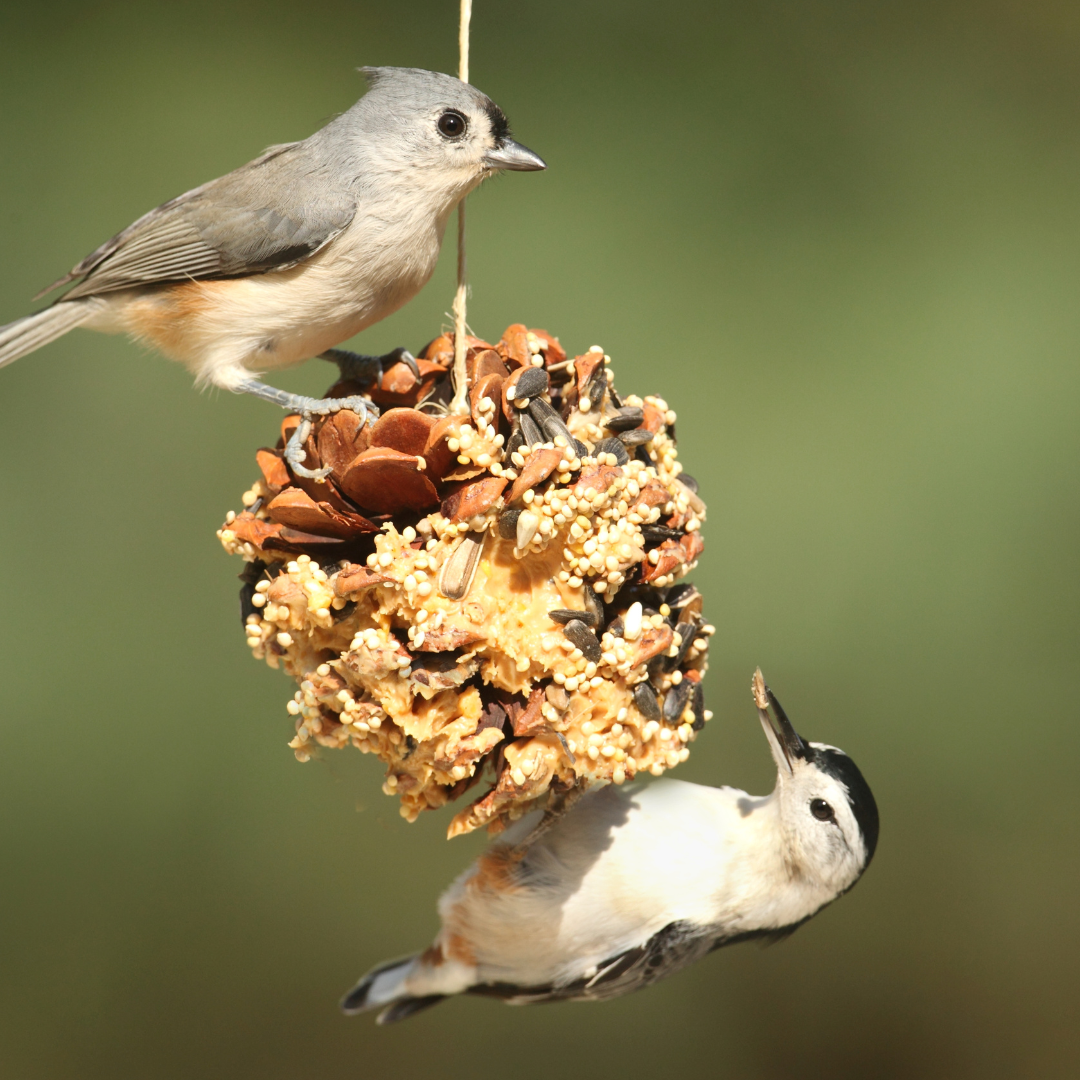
<box><xmin>1</xmin><ymin>1</ymin><xmax>1077</xmax><ymax>1076</ymax></box>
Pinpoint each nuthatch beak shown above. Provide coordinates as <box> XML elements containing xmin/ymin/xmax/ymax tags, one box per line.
<box><xmin>753</xmin><ymin>667</ymin><xmax>810</xmax><ymax>775</ymax></box>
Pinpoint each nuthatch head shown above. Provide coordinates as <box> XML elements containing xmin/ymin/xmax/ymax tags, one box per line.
<box><xmin>753</xmin><ymin>667</ymin><xmax>879</xmax><ymax>898</ymax></box>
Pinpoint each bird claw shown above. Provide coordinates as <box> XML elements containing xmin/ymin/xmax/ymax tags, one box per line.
<box><xmin>234</xmin><ymin>377</ymin><xmax>380</xmax><ymax>480</ymax></box>
<box><xmin>283</xmin><ymin>396</ymin><xmax>376</xmax><ymax>481</ymax></box>
<box><xmin>284</xmin><ymin>415</ymin><xmax>329</xmax><ymax>480</ymax></box>
<box><xmin>321</xmin><ymin>347</ymin><xmax>421</xmax><ymax>388</ymax></box>
<box><xmin>385</xmin><ymin>347</ymin><xmax>421</xmax><ymax>384</ymax></box>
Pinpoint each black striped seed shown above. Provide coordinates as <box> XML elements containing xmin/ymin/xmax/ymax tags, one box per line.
<box><xmin>562</xmin><ymin>619</ymin><xmax>602</xmax><ymax>663</ymax></box>
<box><xmin>593</xmin><ymin>437</ymin><xmax>630</xmax><ymax>465</ymax></box>
<box><xmin>503</xmin><ymin>424</ymin><xmax>525</xmax><ymax>461</ymax></box>
<box><xmin>618</xmin><ymin>428</ymin><xmax>655</xmax><ymax>447</ymax></box>
<box><xmin>548</xmin><ymin>608</ymin><xmax>600</xmax><ymax>628</ymax></box>
<box><xmin>519</xmin><ymin>412</ymin><xmax>544</xmax><ymax>447</ymax></box>
<box><xmin>583</xmin><ymin>365</ymin><xmax>609</xmax><ymax>409</ymax></box>
<box><xmin>528</xmin><ymin>397</ymin><xmax>576</xmax><ymax>448</ymax></box>
<box><xmin>583</xmin><ymin>584</ymin><xmax>605</xmax><ymax>626</ymax></box>
<box><xmin>640</xmin><ymin>524</ymin><xmax>683</xmax><ymax>544</ymax></box>
<box><xmin>604</xmin><ymin>406</ymin><xmax>645</xmax><ymax>432</ymax></box>
<box><xmin>513</xmin><ymin>366</ymin><xmax>550</xmax><ymax>401</ymax></box>
<box><xmin>663</xmin><ymin>681</ymin><xmax>693</xmax><ymax>724</ymax></box>
<box><xmin>665</xmin><ymin>583</ymin><xmax>702</xmax><ymax>614</ymax></box>
<box><xmin>691</xmin><ymin>683</ymin><xmax>706</xmax><ymax>730</ymax></box>
<box><xmin>633</xmin><ymin>683</ymin><xmax>662</xmax><ymax>723</ymax></box>
<box><xmin>667</xmin><ymin>615</ymin><xmax>702</xmax><ymax>672</ymax></box>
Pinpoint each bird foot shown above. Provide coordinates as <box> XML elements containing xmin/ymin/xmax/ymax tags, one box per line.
<box><xmin>320</xmin><ymin>346</ymin><xmax>421</xmax><ymax>388</ymax></box>
<box><xmin>234</xmin><ymin>377</ymin><xmax>380</xmax><ymax>482</ymax></box>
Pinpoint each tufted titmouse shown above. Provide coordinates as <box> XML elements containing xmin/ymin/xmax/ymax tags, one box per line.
<box><xmin>342</xmin><ymin>673</ymin><xmax>879</xmax><ymax>1023</ymax></box>
<box><xmin>0</xmin><ymin>67</ymin><xmax>544</xmax><ymax>474</ymax></box>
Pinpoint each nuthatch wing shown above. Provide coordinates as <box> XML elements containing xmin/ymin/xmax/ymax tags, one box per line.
<box><xmin>342</xmin><ymin>670</ymin><xmax>879</xmax><ymax>1023</ymax></box>
<box><xmin>0</xmin><ymin>67</ymin><xmax>544</xmax><ymax>476</ymax></box>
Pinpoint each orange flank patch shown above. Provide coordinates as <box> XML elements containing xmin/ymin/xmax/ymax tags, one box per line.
<box><xmin>419</xmin><ymin>943</ymin><xmax>445</xmax><ymax>968</ymax></box>
<box><xmin>443</xmin><ymin>932</ymin><xmax>476</xmax><ymax>966</ymax></box>
<box><xmin>467</xmin><ymin>845</ymin><xmax>525</xmax><ymax>896</ymax></box>
<box><xmin>421</xmin><ymin>929</ymin><xmax>477</xmax><ymax>968</ymax></box>
<box><xmin>121</xmin><ymin>280</ymin><xmax>232</xmax><ymax>358</ymax></box>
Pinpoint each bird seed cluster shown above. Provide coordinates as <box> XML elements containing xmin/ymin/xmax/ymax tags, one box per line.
<box><xmin>218</xmin><ymin>325</ymin><xmax>713</xmax><ymax>836</ymax></box>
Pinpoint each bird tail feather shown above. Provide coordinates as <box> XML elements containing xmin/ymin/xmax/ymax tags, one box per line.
<box><xmin>340</xmin><ymin>954</ymin><xmax>446</xmax><ymax>1024</ymax></box>
<box><xmin>0</xmin><ymin>301</ymin><xmax>95</xmax><ymax>370</ymax></box>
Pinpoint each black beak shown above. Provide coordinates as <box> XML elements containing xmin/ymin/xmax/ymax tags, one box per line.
<box><xmin>483</xmin><ymin>139</ymin><xmax>547</xmax><ymax>171</ymax></box>
<box><xmin>752</xmin><ymin>668</ymin><xmax>809</xmax><ymax>775</ymax></box>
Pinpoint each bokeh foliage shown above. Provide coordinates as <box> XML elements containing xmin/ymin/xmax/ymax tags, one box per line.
<box><xmin>1</xmin><ymin>1</ymin><xmax>1077</xmax><ymax>1076</ymax></box>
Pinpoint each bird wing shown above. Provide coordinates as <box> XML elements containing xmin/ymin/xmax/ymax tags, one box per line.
<box><xmin>466</xmin><ymin>921</ymin><xmax>716</xmax><ymax>1005</ymax></box>
<box><xmin>467</xmin><ymin>918</ymin><xmax>815</xmax><ymax>1005</ymax></box>
<box><xmin>39</xmin><ymin>142</ymin><xmax>357</xmax><ymax>301</ymax></box>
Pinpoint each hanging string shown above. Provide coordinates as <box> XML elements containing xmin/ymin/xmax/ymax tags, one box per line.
<box><xmin>450</xmin><ymin>0</ymin><xmax>473</xmax><ymax>415</ymax></box>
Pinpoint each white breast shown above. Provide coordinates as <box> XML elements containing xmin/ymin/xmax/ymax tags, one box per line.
<box><xmin>439</xmin><ymin>781</ymin><xmax>741</xmax><ymax>988</ymax></box>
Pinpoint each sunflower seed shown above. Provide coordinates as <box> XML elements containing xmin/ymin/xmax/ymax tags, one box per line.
<box><xmin>604</xmin><ymin>406</ymin><xmax>645</xmax><ymax>433</ymax></box>
<box><xmin>528</xmin><ymin>397</ymin><xmax>575</xmax><ymax>447</ymax></box>
<box><xmin>583</xmin><ymin>583</ymin><xmax>605</xmax><ymax>626</ymax></box>
<box><xmin>438</xmin><ymin>532</ymin><xmax>485</xmax><ymax>600</ymax></box>
<box><xmin>584</xmin><ymin>364</ymin><xmax>608</xmax><ymax>411</ymax></box>
<box><xmin>562</xmin><ymin>619</ymin><xmax>602</xmax><ymax>663</ymax></box>
<box><xmin>678</xmin><ymin>473</ymin><xmax>699</xmax><ymax>494</ymax></box>
<box><xmin>665</xmin><ymin>582</ymin><xmax>702</xmax><ymax>614</ymax></box>
<box><xmin>691</xmin><ymin>682</ymin><xmax>706</xmax><ymax>730</ymax></box>
<box><xmin>593</xmin><ymin>437</ymin><xmax>629</xmax><ymax>465</ymax></box>
<box><xmin>498</xmin><ymin>507</ymin><xmax>521</xmax><ymax>540</ymax></box>
<box><xmin>574</xmin><ymin>439</ymin><xmax>590</xmax><ymax>459</ymax></box>
<box><xmin>640</xmin><ymin>524</ymin><xmax>683</xmax><ymax>544</ymax></box>
<box><xmin>667</xmin><ymin>614</ymin><xmax>703</xmax><ymax>671</ymax></box>
<box><xmin>663</xmin><ymin>681</ymin><xmax>693</xmax><ymax>724</ymax></box>
<box><xmin>513</xmin><ymin>367</ymin><xmax>550</xmax><ymax>401</ymax></box>
<box><xmin>503</xmin><ymin>424</ymin><xmax>525</xmax><ymax>461</ymax></box>
<box><xmin>548</xmin><ymin>608</ymin><xmax>600</xmax><ymax>628</ymax></box>
<box><xmin>618</xmin><ymin>427</ymin><xmax>655</xmax><ymax>447</ymax></box>
<box><xmin>647</xmin><ymin>654</ymin><xmax>667</xmax><ymax>685</ymax></box>
<box><xmin>633</xmin><ymin>682</ymin><xmax>662</xmax><ymax>723</ymax></box>
<box><xmin>519</xmin><ymin>411</ymin><xmax>544</xmax><ymax>447</ymax></box>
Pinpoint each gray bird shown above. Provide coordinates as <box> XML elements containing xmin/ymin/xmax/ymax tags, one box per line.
<box><xmin>342</xmin><ymin>670</ymin><xmax>879</xmax><ymax>1023</ymax></box>
<box><xmin>0</xmin><ymin>67</ymin><xmax>544</xmax><ymax>475</ymax></box>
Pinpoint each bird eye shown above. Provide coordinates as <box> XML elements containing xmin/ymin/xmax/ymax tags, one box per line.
<box><xmin>810</xmin><ymin>798</ymin><xmax>835</xmax><ymax>823</ymax></box>
<box><xmin>437</xmin><ymin>110</ymin><xmax>467</xmax><ymax>139</ymax></box>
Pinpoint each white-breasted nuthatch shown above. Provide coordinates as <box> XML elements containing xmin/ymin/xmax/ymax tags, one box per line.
<box><xmin>342</xmin><ymin>670</ymin><xmax>879</xmax><ymax>1023</ymax></box>
<box><xmin>0</xmin><ymin>67</ymin><xmax>544</xmax><ymax>475</ymax></box>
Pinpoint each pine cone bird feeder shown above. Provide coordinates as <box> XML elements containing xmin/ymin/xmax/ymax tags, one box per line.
<box><xmin>219</xmin><ymin>326</ymin><xmax>713</xmax><ymax>837</ymax></box>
